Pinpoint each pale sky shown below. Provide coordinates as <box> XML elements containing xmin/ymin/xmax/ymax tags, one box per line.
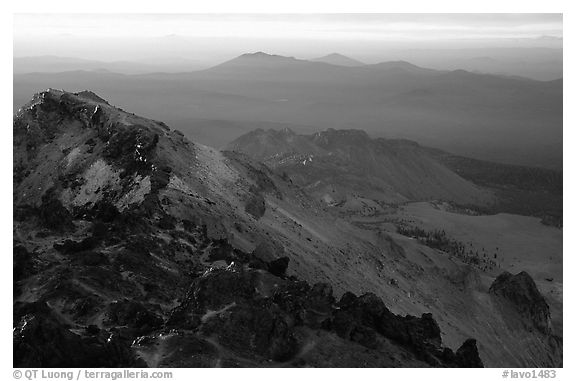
<box><xmin>13</xmin><ymin>14</ymin><xmax>563</xmax><ymax>65</ymax></box>
<box><xmin>14</xmin><ymin>14</ymin><xmax>562</xmax><ymax>40</ymax></box>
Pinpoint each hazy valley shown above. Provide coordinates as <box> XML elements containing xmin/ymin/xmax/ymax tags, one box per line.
<box><xmin>14</xmin><ymin>52</ymin><xmax>562</xmax><ymax>169</ymax></box>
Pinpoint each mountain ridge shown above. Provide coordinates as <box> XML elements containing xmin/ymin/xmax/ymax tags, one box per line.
<box><xmin>14</xmin><ymin>52</ymin><xmax>561</xmax><ymax>169</ymax></box>
<box><xmin>13</xmin><ymin>89</ymin><xmax>562</xmax><ymax>367</ymax></box>
<box><xmin>227</xmin><ymin>127</ymin><xmax>562</xmax><ymax>222</ymax></box>
<box><xmin>226</xmin><ymin>127</ymin><xmax>494</xmax><ymax>206</ymax></box>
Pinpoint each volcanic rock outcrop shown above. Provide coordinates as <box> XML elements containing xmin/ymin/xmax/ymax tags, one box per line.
<box><xmin>489</xmin><ymin>271</ymin><xmax>552</xmax><ymax>335</ymax></box>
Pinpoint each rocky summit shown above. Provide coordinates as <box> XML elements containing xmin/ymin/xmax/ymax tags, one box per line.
<box><xmin>12</xmin><ymin>89</ymin><xmax>486</xmax><ymax>368</ymax></box>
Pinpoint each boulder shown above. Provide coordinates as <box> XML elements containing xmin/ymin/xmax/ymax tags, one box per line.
<box><xmin>245</xmin><ymin>191</ymin><xmax>266</xmax><ymax>219</ymax></box>
<box><xmin>268</xmin><ymin>257</ymin><xmax>290</xmax><ymax>277</ymax></box>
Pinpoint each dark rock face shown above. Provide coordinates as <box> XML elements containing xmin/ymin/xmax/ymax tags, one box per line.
<box><xmin>455</xmin><ymin>339</ymin><xmax>484</xmax><ymax>368</ymax></box>
<box><xmin>489</xmin><ymin>271</ymin><xmax>552</xmax><ymax>334</ymax></box>
<box><xmin>330</xmin><ymin>292</ymin><xmax>453</xmax><ymax>364</ymax></box>
<box><xmin>163</xmin><ymin>264</ymin><xmax>481</xmax><ymax>367</ymax></box>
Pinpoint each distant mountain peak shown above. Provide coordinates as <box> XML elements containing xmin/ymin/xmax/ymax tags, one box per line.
<box><xmin>373</xmin><ymin>60</ymin><xmax>421</xmax><ymax>69</ymax></box>
<box><xmin>367</xmin><ymin>60</ymin><xmax>439</xmax><ymax>75</ymax></box>
<box><xmin>324</xmin><ymin>53</ymin><xmax>349</xmax><ymax>58</ymax></box>
<box><xmin>312</xmin><ymin>53</ymin><xmax>365</xmax><ymax>67</ymax></box>
<box><xmin>238</xmin><ymin>52</ymin><xmax>296</xmax><ymax>61</ymax></box>
<box><xmin>209</xmin><ymin>52</ymin><xmax>306</xmax><ymax>72</ymax></box>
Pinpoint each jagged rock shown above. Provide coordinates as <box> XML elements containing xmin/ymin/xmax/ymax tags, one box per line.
<box><xmin>489</xmin><ymin>271</ymin><xmax>552</xmax><ymax>334</ymax></box>
<box><xmin>330</xmin><ymin>291</ymin><xmax>453</xmax><ymax>365</ymax></box>
<box><xmin>454</xmin><ymin>339</ymin><xmax>484</xmax><ymax>368</ymax></box>
<box><xmin>337</xmin><ymin>291</ymin><xmax>358</xmax><ymax>308</ymax></box>
<box><xmin>346</xmin><ymin>292</ymin><xmax>391</xmax><ymax>329</ymax></box>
